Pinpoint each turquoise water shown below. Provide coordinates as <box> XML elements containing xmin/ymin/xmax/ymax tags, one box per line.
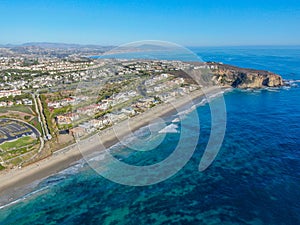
<box><xmin>1</xmin><ymin>47</ymin><xmax>300</xmax><ymax>224</ymax></box>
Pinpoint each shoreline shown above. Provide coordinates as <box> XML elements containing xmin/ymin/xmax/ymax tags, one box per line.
<box><xmin>0</xmin><ymin>86</ymin><xmax>224</xmax><ymax>206</ymax></box>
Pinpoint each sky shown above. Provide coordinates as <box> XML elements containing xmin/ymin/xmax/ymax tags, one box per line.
<box><xmin>1</xmin><ymin>0</ymin><xmax>300</xmax><ymax>46</ymax></box>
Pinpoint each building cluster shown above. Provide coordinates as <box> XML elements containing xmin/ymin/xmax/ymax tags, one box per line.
<box><xmin>0</xmin><ymin>89</ymin><xmax>33</xmax><ymax>107</ymax></box>
<box><xmin>0</xmin><ymin>45</ymin><xmax>224</xmax><ymax>169</ymax></box>
<box><xmin>46</xmin><ymin>60</ymin><xmax>205</xmax><ymax>138</ymax></box>
<box><xmin>0</xmin><ymin>56</ymin><xmax>94</xmax><ymax>72</ymax></box>
<box><xmin>0</xmin><ymin>56</ymin><xmax>214</xmax><ymax>140</ymax></box>
<box><xmin>0</xmin><ymin>57</ymin><xmax>216</xmax><ymax>92</ymax></box>
<box><xmin>47</xmin><ymin>96</ymin><xmax>88</xmax><ymax>109</ymax></box>
<box><xmin>0</xmin><ymin>98</ymin><xmax>32</xmax><ymax>107</ymax></box>
<box><xmin>54</xmin><ymin>91</ymin><xmax>139</xmax><ymax>125</ymax></box>
<box><xmin>56</xmin><ymin>85</ymin><xmax>193</xmax><ymax>138</ymax></box>
<box><xmin>0</xmin><ymin>89</ymin><xmax>21</xmax><ymax>98</ymax></box>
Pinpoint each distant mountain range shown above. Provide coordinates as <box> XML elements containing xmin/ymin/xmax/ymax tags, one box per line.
<box><xmin>0</xmin><ymin>42</ymin><xmax>182</xmax><ymax>50</ymax></box>
<box><xmin>0</xmin><ymin>42</ymin><xmax>115</xmax><ymax>49</ymax></box>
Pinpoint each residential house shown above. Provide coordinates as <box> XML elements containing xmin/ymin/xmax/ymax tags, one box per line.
<box><xmin>0</xmin><ymin>89</ymin><xmax>21</xmax><ymax>98</ymax></box>
<box><xmin>56</xmin><ymin>113</ymin><xmax>79</xmax><ymax>125</ymax></box>
<box><xmin>121</xmin><ymin>107</ymin><xmax>136</xmax><ymax>116</ymax></box>
<box><xmin>22</xmin><ymin>99</ymin><xmax>33</xmax><ymax>105</ymax></box>
<box><xmin>0</xmin><ymin>101</ymin><xmax>7</xmax><ymax>107</ymax></box>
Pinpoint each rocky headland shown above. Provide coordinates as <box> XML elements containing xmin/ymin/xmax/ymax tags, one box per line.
<box><xmin>209</xmin><ymin>63</ymin><xmax>284</xmax><ymax>88</ymax></box>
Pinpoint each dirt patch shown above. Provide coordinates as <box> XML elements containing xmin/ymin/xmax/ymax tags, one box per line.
<box><xmin>58</xmin><ymin>134</ymin><xmax>74</xmax><ymax>145</ymax></box>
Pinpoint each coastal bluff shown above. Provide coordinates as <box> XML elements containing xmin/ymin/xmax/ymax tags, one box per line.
<box><xmin>209</xmin><ymin>63</ymin><xmax>284</xmax><ymax>88</ymax></box>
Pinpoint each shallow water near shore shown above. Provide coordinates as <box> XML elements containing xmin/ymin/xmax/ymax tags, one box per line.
<box><xmin>0</xmin><ymin>48</ymin><xmax>300</xmax><ymax>224</ymax></box>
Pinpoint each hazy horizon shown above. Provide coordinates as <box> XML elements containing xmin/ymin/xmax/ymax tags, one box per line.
<box><xmin>2</xmin><ymin>41</ymin><xmax>300</xmax><ymax>48</ymax></box>
<box><xmin>1</xmin><ymin>0</ymin><xmax>300</xmax><ymax>46</ymax></box>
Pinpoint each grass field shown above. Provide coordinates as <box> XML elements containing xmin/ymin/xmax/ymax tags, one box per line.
<box><xmin>0</xmin><ymin>105</ymin><xmax>34</xmax><ymax>114</ymax></box>
<box><xmin>29</xmin><ymin>117</ymin><xmax>43</xmax><ymax>134</ymax></box>
<box><xmin>0</xmin><ymin>136</ymin><xmax>37</xmax><ymax>151</ymax></box>
<box><xmin>0</xmin><ymin>164</ymin><xmax>5</xmax><ymax>170</ymax></box>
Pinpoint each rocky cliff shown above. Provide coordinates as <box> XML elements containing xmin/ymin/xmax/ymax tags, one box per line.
<box><xmin>210</xmin><ymin>63</ymin><xmax>283</xmax><ymax>88</ymax></box>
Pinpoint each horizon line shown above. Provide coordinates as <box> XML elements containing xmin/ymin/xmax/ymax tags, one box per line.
<box><xmin>1</xmin><ymin>42</ymin><xmax>300</xmax><ymax>48</ymax></box>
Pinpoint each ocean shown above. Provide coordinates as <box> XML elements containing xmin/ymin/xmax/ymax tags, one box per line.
<box><xmin>0</xmin><ymin>47</ymin><xmax>300</xmax><ymax>225</ymax></box>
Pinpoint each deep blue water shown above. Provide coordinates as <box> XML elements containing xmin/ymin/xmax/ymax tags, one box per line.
<box><xmin>1</xmin><ymin>47</ymin><xmax>300</xmax><ymax>225</ymax></box>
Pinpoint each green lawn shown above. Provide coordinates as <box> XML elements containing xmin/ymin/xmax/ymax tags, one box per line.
<box><xmin>29</xmin><ymin>117</ymin><xmax>43</xmax><ymax>134</ymax></box>
<box><xmin>1</xmin><ymin>146</ymin><xmax>36</xmax><ymax>161</ymax></box>
<box><xmin>0</xmin><ymin>136</ymin><xmax>37</xmax><ymax>151</ymax></box>
<box><xmin>0</xmin><ymin>164</ymin><xmax>5</xmax><ymax>170</ymax></box>
<box><xmin>0</xmin><ymin>105</ymin><xmax>34</xmax><ymax>114</ymax></box>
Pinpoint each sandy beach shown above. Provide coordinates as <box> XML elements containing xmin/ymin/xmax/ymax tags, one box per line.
<box><xmin>0</xmin><ymin>86</ymin><xmax>222</xmax><ymax>206</ymax></box>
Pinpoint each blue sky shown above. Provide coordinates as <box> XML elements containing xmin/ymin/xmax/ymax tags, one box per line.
<box><xmin>1</xmin><ymin>0</ymin><xmax>300</xmax><ymax>46</ymax></box>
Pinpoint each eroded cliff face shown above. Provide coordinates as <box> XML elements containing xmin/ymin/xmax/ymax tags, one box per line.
<box><xmin>210</xmin><ymin>63</ymin><xmax>283</xmax><ymax>88</ymax></box>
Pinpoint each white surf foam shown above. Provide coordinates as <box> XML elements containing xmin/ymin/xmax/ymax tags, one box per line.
<box><xmin>172</xmin><ymin>118</ymin><xmax>180</xmax><ymax>123</ymax></box>
<box><xmin>159</xmin><ymin>124</ymin><xmax>179</xmax><ymax>134</ymax></box>
<box><xmin>0</xmin><ymin>186</ymin><xmax>48</xmax><ymax>210</ymax></box>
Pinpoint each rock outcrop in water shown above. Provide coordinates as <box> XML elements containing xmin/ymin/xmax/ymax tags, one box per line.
<box><xmin>210</xmin><ymin>63</ymin><xmax>284</xmax><ymax>88</ymax></box>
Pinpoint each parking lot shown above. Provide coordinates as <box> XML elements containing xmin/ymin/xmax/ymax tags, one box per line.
<box><xmin>0</xmin><ymin>118</ymin><xmax>40</xmax><ymax>144</ymax></box>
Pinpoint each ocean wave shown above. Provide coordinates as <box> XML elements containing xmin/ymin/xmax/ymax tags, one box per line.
<box><xmin>284</xmin><ymin>80</ymin><xmax>299</xmax><ymax>87</ymax></box>
<box><xmin>88</xmin><ymin>121</ymin><xmax>166</xmax><ymax>157</ymax></box>
<box><xmin>205</xmin><ymin>88</ymin><xmax>232</xmax><ymax>101</ymax></box>
<box><xmin>282</xmin><ymin>86</ymin><xmax>291</xmax><ymax>90</ymax></box>
<box><xmin>176</xmin><ymin>101</ymin><xmax>202</xmax><ymax>118</ymax></box>
<box><xmin>207</xmin><ymin>91</ymin><xmax>224</xmax><ymax>100</ymax></box>
<box><xmin>88</xmin><ymin>152</ymin><xmax>106</xmax><ymax>162</ymax></box>
<box><xmin>177</xmin><ymin>107</ymin><xmax>195</xmax><ymax>117</ymax></box>
<box><xmin>104</xmin><ymin>126</ymin><xmax>151</xmax><ymax>151</ymax></box>
<box><xmin>285</xmin><ymin>79</ymin><xmax>300</xmax><ymax>83</ymax></box>
<box><xmin>175</xmin><ymin>89</ymin><xmax>231</xmax><ymax>119</ymax></box>
<box><xmin>112</xmin><ymin>124</ymin><xmax>161</xmax><ymax>149</ymax></box>
<box><xmin>0</xmin><ymin>161</ymin><xmax>86</xmax><ymax>210</ymax></box>
<box><xmin>172</xmin><ymin>118</ymin><xmax>180</xmax><ymax>123</ymax></box>
<box><xmin>0</xmin><ymin>186</ymin><xmax>48</xmax><ymax>210</ymax></box>
<box><xmin>240</xmin><ymin>88</ymin><xmax>261</xmax><ymax>93</ymax></box>
<box><xmin>197</xmin><ymin>98</ymin><xmax>208</xmax><ymax>106</ymax></box>
<box><xmin>264</xmin><ymin>87</ymin><xmax>280</xmax><ymax>92</ymax></box>
<box><xmin>57</xmin><ymin>163</ymin><xmax>84</xmax><ymax>176</ymax></box>
<box><xmin>159</xmin><ymin>124</ymin><xmax>179</xmax><ymax>134</ymax></box>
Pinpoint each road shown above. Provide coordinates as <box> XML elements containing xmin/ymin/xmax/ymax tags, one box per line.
<box><xmin>32</xmin><ymin>93</ymin><xmax>51</xmax><ymax>140</ymax></box>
